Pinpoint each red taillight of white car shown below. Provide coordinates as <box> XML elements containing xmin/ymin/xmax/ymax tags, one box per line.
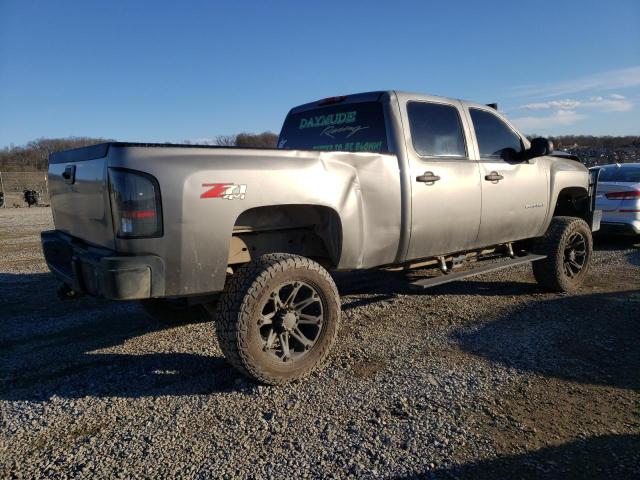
<box><xmin>108</xmin><ymin>168</ymin><xmax>163</xmax><ymax>238</ymax></box>
<box><xmin>604</xmin><ymin>190</ymin><xmax>640</xmax><ymax>200</ymax></box>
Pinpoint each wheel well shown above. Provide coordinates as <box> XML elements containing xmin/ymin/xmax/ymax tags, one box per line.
<box><xmin>229</xmin><ymin>204</ymin><xmax>342</xmax><ymax>268</ymax></box>
<box><xmin>553</xmin><ymin>187</ymin><xmax>589</xmax><ymax>219</ymax></box>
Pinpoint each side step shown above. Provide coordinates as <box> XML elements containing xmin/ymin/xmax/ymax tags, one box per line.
<box><xmin>410</xmin><ymin>254</ymin><xmax>547</xmax><ymax>290</ymax></box>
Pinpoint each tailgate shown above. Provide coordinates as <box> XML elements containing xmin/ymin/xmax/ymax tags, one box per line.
<box><xmin>48</xmin><ymin>143</ymin><xmax>115</xmax><ymax>249</ymax></box>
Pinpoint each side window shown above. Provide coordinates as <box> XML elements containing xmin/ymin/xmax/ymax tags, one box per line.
<box><xmin>469</xmin><ymin>108</ymin><xmax>523</xmax><ymax>159</ymax></box>
<box><xmin>407</xmin><ymin>102</ymin><xmax>466</xmax><ymax>158</ymax></box>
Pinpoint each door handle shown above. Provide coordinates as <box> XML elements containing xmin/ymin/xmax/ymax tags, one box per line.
<box><xmin>416</xmin><ymin>171</ymin><xmax>441</xmax><ymax>184</ymax></box>
<box><xmin>484</xmin><ymin>171</ymin><xmax>504</xmax><ymax>183</ymax></box>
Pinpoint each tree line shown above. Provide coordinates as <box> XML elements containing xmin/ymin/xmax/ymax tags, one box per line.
<box><xmin>0</xmin><ymin>133</ymin><xmax>279</xmax><ymax>172</ymax></box>
<box><xmin>0</xmin><ymin>137</ymin><xmax>113</xmax><ymax>172</ymax></box>
<box><xmin>531</xmin><ymin>135</ymin><xmax>640</xmax><ymax>149</ymax></box>
<box><xmin>204</xmin><ymin>132</ymin><xmax>278</xmax><ymax>148</ymax></box>
<box><xmin>1</xmin><ymin>133</ymin><xmax>636</xmax><ymax>172</ymax></box>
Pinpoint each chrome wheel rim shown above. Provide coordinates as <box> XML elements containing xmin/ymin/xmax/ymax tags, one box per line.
<box><xmin>563</xmin><ymin>232</ymin><xmax>587</xmax><ymax>278</ymax></box>
<box><xmin>258</xmin><ymin>281</ymin><xmax>324</xmax><ymax>363</ymax></box>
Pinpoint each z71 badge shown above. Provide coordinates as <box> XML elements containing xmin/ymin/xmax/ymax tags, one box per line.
<box><xmin>201</xmin><ymin>183</ymin><xmax>247</xmax><ymax>200</ymax></box>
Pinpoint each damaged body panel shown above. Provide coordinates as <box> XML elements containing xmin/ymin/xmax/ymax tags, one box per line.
<box><xmin>47</xmin><ymin>144</ymin><xmax>401</xmax><ymax>296</ymax></box>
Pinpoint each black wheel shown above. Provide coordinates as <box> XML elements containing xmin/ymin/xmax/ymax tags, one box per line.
<box><xmin>532</xmin><ymin>216</ymin><xmax>593</xmax><ymax>292</ymax></box>
<box><xmin>216</xmin><ymin>253</ymin><xmax>340</xmax><ymax>385</ymax></box>
<box><xmin>140</xmin><ymin>298</ymin><xmax>212</xmax><ymax>324</ymax></box>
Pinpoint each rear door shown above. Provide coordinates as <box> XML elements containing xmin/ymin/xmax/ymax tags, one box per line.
<box><xmin>465</xmin><ymin>107</ymin><xmax>548</xmax><ymax>246</ymax></box>
<box><xmin>401</xmin><ymin>98</ymin><xmax>482</xmax><ymax>260</ymax></box>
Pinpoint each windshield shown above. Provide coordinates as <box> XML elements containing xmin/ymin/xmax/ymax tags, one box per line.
<box><xmin>598</xmin><ymin>165</ymin><xmax>640</xmax><ymax>183</ymax></box>
<box><xmin>278</xmin><ymin>101</ymin><xmax>388</xmax><ymax>153</ymax></box>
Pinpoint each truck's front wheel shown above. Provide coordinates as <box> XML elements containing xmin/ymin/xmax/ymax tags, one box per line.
<box><xmin>216</xmin><ymin>253</ymin><xmax>340</xmax><ymax>385</ymax></box>
<box><xmin>532</xmin><ymin>216</ymin><xmax>593</xmax><ymax>292</ymax></box>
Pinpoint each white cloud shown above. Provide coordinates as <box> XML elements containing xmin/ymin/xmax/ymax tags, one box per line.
<box><xmin>510</xmin><ymin>66</ymin><xmax>640</xmax><ymax>98</ymax></box>
<box><xmin>520</xmin><ymin>99</ymin><xmax>581</xmax><ymax>110</ymax></box>
<box><xmin>517</xmin><ymin>94</ymin><xmax>632</xmax><ymax>114</ymax></box>
<box><xmin>584</xmin><ymin>95</ymin><xmax>632</xmax><ymax>112</ymax></box>
<box><xmin>510</xmin><ymin>110</ymin><xmax>588</xmax><ymax>132</ymax></box>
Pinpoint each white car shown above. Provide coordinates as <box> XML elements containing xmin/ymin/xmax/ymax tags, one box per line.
<box><xmin>594</xmin><ymin>163</ymin><xmax>640</xmax><ymax>235</ymax></box>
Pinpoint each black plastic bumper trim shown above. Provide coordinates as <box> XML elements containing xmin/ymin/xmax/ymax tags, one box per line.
<box><xmin>41</xmin><ymin>230</ymin><xmax>165</xmax><ymax>300</ymax></box>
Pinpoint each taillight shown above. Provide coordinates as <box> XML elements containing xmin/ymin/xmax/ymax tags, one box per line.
<box><xmin>108</xmin><ymin>168</ymin><xmax>163</xmax><ymax>238</ymax></box>
<box><xmin>605</xmin><ymin>190</ymin><xmax>640</xmax><ymax>200</ymax></box>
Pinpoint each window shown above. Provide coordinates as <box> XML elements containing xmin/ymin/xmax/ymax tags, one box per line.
<box><xmin>278</xmin><ymin>101</ymin><xmax>388</xmax><ymax>153</ymax></box>
<box><xmin>470</xmin><ymin>108</ymin><xmax>523</xmax><ymax>159</ymax></box>
<box><xmin>407</xmin><ymin>102</ymin><xmax>466</xmax><ymax>157</ymax></box>
<box><xmin>598</xmin><ymin>165</ymin><xmax>640</xmax><ymax>183</ymax></box>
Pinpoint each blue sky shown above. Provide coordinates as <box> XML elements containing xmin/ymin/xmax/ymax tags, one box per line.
<box><xmin>0</xmin><ymin>0</ymin><xmax>638</xmax><ymax>147</ymax></box>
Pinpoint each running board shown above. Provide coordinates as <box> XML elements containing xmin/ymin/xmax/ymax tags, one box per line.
<box><xmin>410</xmin><ymin>254</ymin><xmax>547</xmax><ymax>290</ymax></box>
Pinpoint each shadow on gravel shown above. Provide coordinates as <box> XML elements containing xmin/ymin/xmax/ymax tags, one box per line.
<box><xmin>453</xmin><ymin>290</ymin><xmax>640</xmax><ymax>390</ymax></box>
<box><xmin>604</xmin><ymin>239</ymin><xmax>640</xmax><ymax>267</ymax></box>
<box><xmin>593</xmin><ymin>233</ymin><xmax>640</xmax><ymax>263</ymax></box>
<box><xmin>333</xmin><ymin>269</ymin><xmax>543</xmax><ymax>298</ymax></box>
<box><xmin>0</xmin><ymin>273</ymin><xmax>241</xmax><ymax>401</ymax></box>
<box><xmin>424</xmin><ymin>280</ymin><xmax>543</xmax><ymax>297</ymax></box>
<box><xmin>399</xmin><ymin>433</ymin><xmax>640</xmax><ymax>480</ymax></box>
<box><xmin>342</xmin><ymin>294</ymin><xmax>396</xmax><ymax>310</ymax></box>
<box><xmin>593</xmin><ymin>233</ymin><xmax>640</xmax><ymax>248</ymax></box>
<box><xmin>334</xmin><ymin>237</ymin><xmax>640</xmax><ymax>299</ymax></box>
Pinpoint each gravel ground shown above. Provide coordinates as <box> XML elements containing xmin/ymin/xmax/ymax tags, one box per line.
<box><xmin>1</xmin><ymin>207</ymin><xmax>639</xmax><ymax>479</ymax></box>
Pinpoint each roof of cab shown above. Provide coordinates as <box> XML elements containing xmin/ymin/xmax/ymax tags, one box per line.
<box><xmin>287</xmin><ymin>91</ymin><xmax>387</xmax><ymax>114</ymax></box>
<box><xmin>287</xmin><ymin>90</ymin><xmax>496</xmax><ymax>115</ymax></box>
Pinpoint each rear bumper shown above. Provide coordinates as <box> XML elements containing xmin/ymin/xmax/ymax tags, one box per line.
<box><xmin>598</xmin><ymin>221</ymin><xmax>640</xmax><ymax>236</ymax></box>
<box><xmin>41</xmin><ymin>230</ymin><xmax>165</xmax><ymax>300</ymax></box>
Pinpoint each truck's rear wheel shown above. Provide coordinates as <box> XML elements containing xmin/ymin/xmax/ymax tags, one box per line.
<box><xmin>140</xmin><ymin>298</ymin><xmax>211</xmax><ymax>324</ymax></box>
<box><xmin>532</xmin><ymin>216</ymin><xmax>593</xmax><ymax>292</ymax></box>
<box><xmin>216</xmin><ymin>253</ymin><xmax>340</xmax><ymax>385</ymax></box>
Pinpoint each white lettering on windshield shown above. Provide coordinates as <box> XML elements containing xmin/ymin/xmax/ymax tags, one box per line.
<box><xmin>320</xmin><ymin>124</ymin><xmax>370</xmax><ymax>139</ymax></box>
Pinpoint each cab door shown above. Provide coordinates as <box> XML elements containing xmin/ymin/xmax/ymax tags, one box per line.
<box><xmin>465</xmin><ymin>107</ymin><xmax>549</xmax><ymax>247</ymax></box>
<box><xmin>402</xmin><ymin>98</ymin><xmax>482</xmax><ymax>260</ymax></box>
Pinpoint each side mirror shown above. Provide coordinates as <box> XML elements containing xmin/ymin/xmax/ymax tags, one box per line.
<box><xmin>499</xmin><ymin>147</ymin><xmax>520</xmax><ymax>163</ymax></box>
<box><xmin>529</xmin><ymin>137</ymin><xmax>553</xmax><ymax>158</ymax></box>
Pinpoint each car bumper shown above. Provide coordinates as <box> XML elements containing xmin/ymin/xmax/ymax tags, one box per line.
<box><xmin>598</xmin><ymin>221</ymin><xmax>640</xmax><ymax>236</ymax></box>
<box><xmin>41</xmin><ymin>230</ymin><xmax>165</xmax><ymax>300</ymax></box>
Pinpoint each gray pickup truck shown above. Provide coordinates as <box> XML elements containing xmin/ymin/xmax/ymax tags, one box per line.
<box><xmin>42</xmin><ymin>91</ymin><xmax>601</xmax><ymax>384</ymax></box>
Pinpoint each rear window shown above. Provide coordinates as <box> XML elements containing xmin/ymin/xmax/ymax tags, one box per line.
<box><xmin>278</xmin><ymin>101</ymin><xmax>388</xmax><ymax>153</ymax></box>
<box><xmin>407</xmin><ymin>102</ymin><xmax>466</xmax><ymax>157</ymax></box>
<box><xmin>598</xmin><ymin>166</ymin><xmax>640</xmax><ymax>183</ymax></box>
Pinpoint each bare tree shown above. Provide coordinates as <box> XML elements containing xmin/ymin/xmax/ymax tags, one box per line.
<box><xmin>235</xmin><ymin>132</ymin><xmax>278</xmax><ymax>148</ymax></box>
<box><xmin>212</xmin><ymin>132</ymin><xmax>278</xmax><ymax>148</ymax></box>
<box><xmin>214</xmin><ymin>135</ymin><xmax>237</xmax><ymax>146</ymax></box>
